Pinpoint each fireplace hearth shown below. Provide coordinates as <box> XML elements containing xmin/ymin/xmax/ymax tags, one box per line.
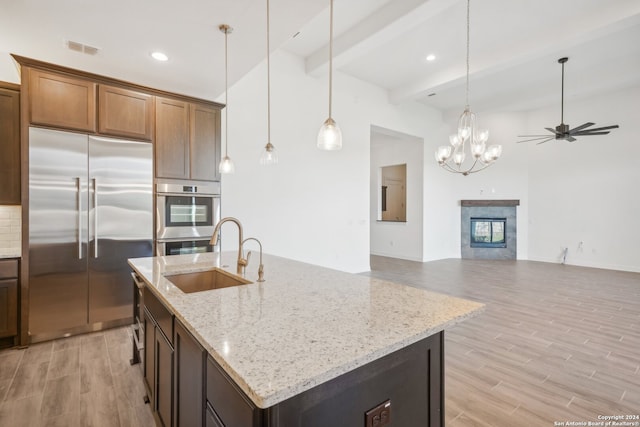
<box><xmin>461</xmin><ymin>200</ymin><xmax>519</xmax><ymax>259</ymax></box>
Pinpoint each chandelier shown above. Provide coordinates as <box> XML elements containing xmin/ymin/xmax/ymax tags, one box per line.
<box><xmin>434</xmin><ymin>0</ymin><xmax>502</xmax><ymax>176</ymax></box>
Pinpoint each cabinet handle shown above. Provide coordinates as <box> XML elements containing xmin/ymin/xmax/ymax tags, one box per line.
<box><xmin>93</xmin><ymin>178</ymin><xmax>98</xmax><ymax>258</ymax></box>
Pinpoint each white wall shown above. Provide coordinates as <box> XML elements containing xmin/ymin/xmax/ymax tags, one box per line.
<box><xmin>220</xmin><ymin>50</ymin><xmax>443</xmax><ymax>273</ymax></box>
<box><xmin>0</xmin><ymin>52</ymin><xmax>20</xmax><ymax>83</ymax></box>
<box><xmin>525</xmin><ymin>86</ymin><xmax>640</xmax><ymax>272</ymax></box>
<box><xmin>370</xmin><ymin>130</ymin><xmax>423</xmax><ymax>261</ymax></box>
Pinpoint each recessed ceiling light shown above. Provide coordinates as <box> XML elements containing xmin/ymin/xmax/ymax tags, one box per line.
<box><xmin>426</xmin><ymin>54</ymin><xmax>436</xmax><ymax>62</ymax></box>
<box><xmin>151</xmin><ymin>51</ymin><xmax>169</xmax><ymax>62</ymax></box>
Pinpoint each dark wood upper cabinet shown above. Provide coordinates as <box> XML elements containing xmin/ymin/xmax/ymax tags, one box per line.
<box><xmin>0</xmin><ymin>84</ymin><xmax>20</xmax><ymax>205</ymax></box>
<box><xmin>28</xmin><ymin>68</ymin><xmax>96</xmax><ymax>132</ymax></box>
<box><xmin>156</xmin><ymin>97</ymin><xmax>190</xmax><ymax>179</ymax></box>
<box><xmin>190</xmin><ymin>103</ymin><xmax>220</xmax><ymax>181</ymax></box>
<box><xmin>98</xmin><ymin>85</ymin><xmax>154</xmax><ymax>140</ymax></box>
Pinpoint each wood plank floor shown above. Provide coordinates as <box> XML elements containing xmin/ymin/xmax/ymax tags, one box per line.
<box><xmin>365</xmin><ymin>257</ymin><xmax>640</xmax><ymax>426</ymax></box>
<box><xmin>0</xmin><ymin>326</ymin><xmax>154</xmax><ymax>427</ymax></box>
<box><xmin>1</xmin><ymin>258</ymin><xmax>638</xmax><ymax>426</ymax></box>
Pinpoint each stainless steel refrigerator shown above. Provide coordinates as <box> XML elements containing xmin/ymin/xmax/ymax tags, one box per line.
<box><xmin>29</xmin><ymin>127</ymin><xmax>153</xmax><ymax>342</ymax></box>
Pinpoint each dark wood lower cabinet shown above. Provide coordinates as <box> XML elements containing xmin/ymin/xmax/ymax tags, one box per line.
<box><xmin>143</xmin><ymin>308</ymin><xmax>155</xmax><ymax>405</ymax></box>
<box><xmin>156</xmin><ymin>328</ymin><xmax>174</xmax><ymax>427</ymax></box>
<box><xmin>174</xmin><ymin>319</ymin><xmax>205</xmax><ymax>427</ymax></box>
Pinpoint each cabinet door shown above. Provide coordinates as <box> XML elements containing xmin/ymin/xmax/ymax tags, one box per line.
<box><xmin>156</xmin><ymin>97</ymin><xmax>189</xmax><ymax>179</ymax></box>
<box><xmin>207</xmin><ymin>356</ymin><xmax>260</xmax><ymax>427</ymax></box>
<box><xmin>0</xmin><ymin>86</ymin><xmax>20</xmax><ymax>204</ymax></box>
<box><xmin>143</xmin><ymin>309</ymin><xmax>156</xmax><ymax>406</ymax></box>
<box><xmin>28</xmin><ymin>68</ymin><xmax>96</xmax><ymax>132</ymax></box>
<box><xmin>190</xmin><ymin>103</ymin><xmax>220</xmax><ymax>181</ymax></box>
<box><xmin>174</xmin><ymin>320</ymin><xmax>205</xmax><ymax>427</ymax></box>
<box><xmin>98</xmin><ymin>85</ymin><xmax>154</xmax><ymax>140</ymax></box>
<box><xmin>0</xmin><ymin>279</ymin><xmax>18</xmax><ymax>338</ymax></box>
<box><xmin>156</xmin><ymin>327</ymin><xmax>174</xmax><ymax>427</ymax></box>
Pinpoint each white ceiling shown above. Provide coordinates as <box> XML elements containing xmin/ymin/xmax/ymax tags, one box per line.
<box><xmin>1</xmin><ymin>0</ymin><xmax>639</xmax><ymax>115</ymax></box>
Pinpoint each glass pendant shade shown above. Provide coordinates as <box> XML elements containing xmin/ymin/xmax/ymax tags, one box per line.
<box><xmin>219</xmin><ymin>155</ymin><xmax>235</xmax><ymax>174</ymax></box>
<box><xmin>260</xmin><ymin>142</ymin><xmax>278</xmax><ymax>165</ymax></box>
<box><xmin>317</xmin><ymin>117</ymin><xmax>342</xmax><ymax>150</ymax></box>
<box><xmin>435</xmin><ymin>146</ymin><xmax>452</xmax><ymax>163</ymax></box>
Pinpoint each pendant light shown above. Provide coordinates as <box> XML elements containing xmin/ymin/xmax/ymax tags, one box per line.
<box><xmin>260</xmin><ymin>0</ymin><xmax>278</xmax><ymax>165</ymax></box>
<box><xmin>434</xmin><ymin>0</ymin><xmax>501</xmax><ymax>175</ymax></box>
<box><xmin>317</xmin><ymin>0</ymin><xmax>342</xmax><ymax>151</ymax></box>
<box><xmin>219</xmin><ymin>24</ymin><xmax>235</xmax><ymax>174</ymax></box>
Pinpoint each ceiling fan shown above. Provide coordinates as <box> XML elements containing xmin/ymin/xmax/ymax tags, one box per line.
<box><xmin>517</xmin><ymin>57</ymin><xmax>619</xmax><ymax>145</ymax></box>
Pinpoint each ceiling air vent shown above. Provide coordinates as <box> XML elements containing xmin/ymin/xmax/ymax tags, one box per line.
<box><xmin>65</xmin><ymin>39</ymin><xmax>100</xmax><ymax>55</ymax></box>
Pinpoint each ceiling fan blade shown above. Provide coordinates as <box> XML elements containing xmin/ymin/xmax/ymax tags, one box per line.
<box><xmin>565</xmin><ymin>136</ymin><xmax>577</xmax><ymax>142</ymax></box>
<box><xmin>568</xmin><ymin>122</ymin><xmax>595</xmax><ymax>133</ymax></box>
<box><xmin>517</xmin><ymin>136</ymin><xmax>555</xmax><ymax>143</ymax></box>
<box><xmin>576</xmin><ymin>125</ymin><xmax>619</xmax><ymax>133</ymax></box>
<box><xmin>535</xmin><ymin>138</ymin><xmax>554</xmax><ymax>145</ymax></box>
<box><xmin>517</xmin><ymin>134</ymin><xmax>556</xmax><ymax>137</ymax></box>
<box><xmin>571</xmin><ymin>131</ymin><xmax>612</xmax><ymax>136</ymax></box>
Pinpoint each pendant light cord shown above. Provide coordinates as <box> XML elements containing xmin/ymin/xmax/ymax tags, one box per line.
<box><xmin>267</xmin><ymin>0</ymin><xmax>271</xmax><ymax>144</ymax></box>
<box><xmin>465</xmin><ymin>0</ymin><xmax>470</xmax><ymax>109</ymax></box>
<box><xmin>224</xmin><ymin>27</ymin><xmax>229</xmax><ymax>156</ymax></box>
<box><xmin>328</xmin><ymin>0</ymin><xmax>334</xmax><ymax>118</ymax></box>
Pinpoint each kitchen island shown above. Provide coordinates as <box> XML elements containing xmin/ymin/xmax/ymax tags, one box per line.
<box><xmin>128</xmin><ymin>252</ymin><xmax>484</xmax><ymax>427</ymax></box>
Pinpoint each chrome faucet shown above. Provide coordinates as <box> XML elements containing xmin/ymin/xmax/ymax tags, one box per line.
<box><xmin>242</xmin><ymin>237</ymin><xmax>265</xmax><ymax>282</ymax></box>
<box><xmin>210</xmin><ymin>217</ymin><xmax>248</xmax><ymax>275</ymax></box>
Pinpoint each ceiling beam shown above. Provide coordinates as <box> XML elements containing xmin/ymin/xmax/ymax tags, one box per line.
<box><xmin>304</xmin><ymin>0</ymin><xmax>458</xmax><ymax>77</ymax></box>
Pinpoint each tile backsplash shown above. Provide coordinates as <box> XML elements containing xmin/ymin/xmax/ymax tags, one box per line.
<box><xmin>0</xmin><ymin>205</ymin><xmax>21</xmax><ymax>257</ymax></box>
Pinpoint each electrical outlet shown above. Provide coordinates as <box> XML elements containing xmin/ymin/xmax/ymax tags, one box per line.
<box><xmin>365</xmin><ymin>399</ymin><xmax>391</xmax><ymax>427</ymax></box>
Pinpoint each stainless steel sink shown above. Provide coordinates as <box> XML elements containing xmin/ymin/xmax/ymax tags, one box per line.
<box><xmin>165</xmin><ymin>268</ymin><xmax>252</xmax><ymax>293</ymax></box>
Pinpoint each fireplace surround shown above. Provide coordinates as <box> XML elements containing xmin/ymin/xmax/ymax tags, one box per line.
<box><xmin>461</xmin><ymin>200</ymin><xmax>519</xmax><ymax>259</ymax></box>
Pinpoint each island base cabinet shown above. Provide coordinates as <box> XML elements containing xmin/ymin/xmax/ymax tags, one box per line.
<box><xmin>156</xmin><ymin>329</ymin><xmax>174</xmax><ymax>427</ymax></box>
<box><xmin>174</xmin><ymin>319</ymin><xmax>206</xmax><ymax>427</ymax></box>
<box><xmin>204</xmin><ymin>331</ymin><xmax>444</xmax><ymax>427</ymax></box>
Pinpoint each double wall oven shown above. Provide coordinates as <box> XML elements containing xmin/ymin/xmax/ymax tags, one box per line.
<box><xmin>155</xmin><ymin>181</ymin><xmax>221</xmax><ymax>256</ymax></box>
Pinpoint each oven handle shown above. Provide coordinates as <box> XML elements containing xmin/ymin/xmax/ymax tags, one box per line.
<box><xmin>156</xmin><ymin>192</ymin><xmax>220</xmax><ymax>198</ymax></box>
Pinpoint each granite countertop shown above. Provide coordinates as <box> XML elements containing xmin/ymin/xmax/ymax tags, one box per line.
<box><xmin>0</xmin><ymin>252</ymin><xmax>21</xmax><ymax>259</ymax></box>
<box><xmin>128</xmin><ymin>252</ymin><xmax>484</xmax><ymax>409</ymax></box>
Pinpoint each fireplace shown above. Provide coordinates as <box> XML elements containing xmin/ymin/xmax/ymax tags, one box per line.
<box><xmin>470</xmin><ymin>217</ymin><xmax>506</xmax><ymax>248</ymax></box>
<box><xmin>461</xmin><ymin>200</ymin><xmax>519</xmax><ymax>260</ymax></box>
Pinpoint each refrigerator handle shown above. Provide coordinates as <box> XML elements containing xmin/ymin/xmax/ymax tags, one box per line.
<box><xmin>93</xmin><ymin>178</ymin><xmax>99</xmax><ymax>258</ymax></box>
<box><xmin>76</xmin><ymin>177</ymin><xmax>82</xmax><ymax>259</ymax></box>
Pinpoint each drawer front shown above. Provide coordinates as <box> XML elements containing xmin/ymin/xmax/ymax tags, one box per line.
<box><xmin>0</xmin><ymin>259</ymin><xmax>18</xmax><ymax>279</ymax></box>
<box><xmin>144</xmin><ymin>287</ymin><xmax>173</xmax><ymax>345</ymax></box>
<box><xmin>206</xmin><ymin>356</ymin><xmax>257</xmax><ymax>427</ymax></box>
